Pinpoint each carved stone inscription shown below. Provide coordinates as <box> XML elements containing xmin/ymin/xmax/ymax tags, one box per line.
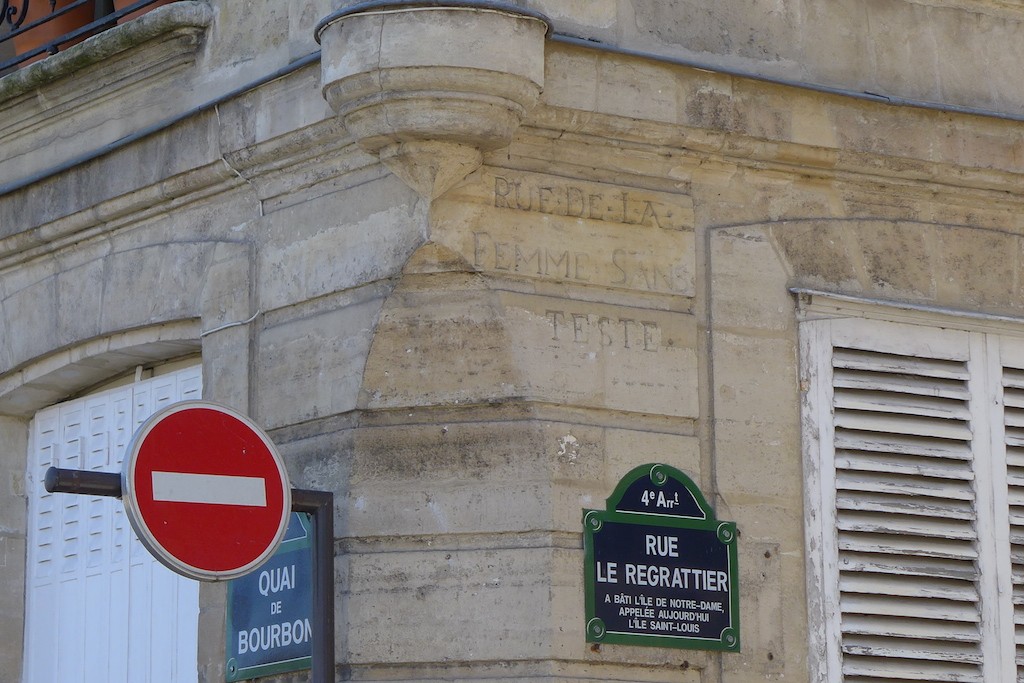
<box><xmin>361</xmin><ymin>286</ymin><xmax>698</xmax><ymax>419</ymax></box>
<box><xmin>440</xmin><ymin>169</ymin><xmax>697</xmax><ymax>297</ymax></box>
<box><xmin>472</xmin><ymin>233</ymin><xmax>594</xmax><ymax>283</ymax></box>
<box><xmin>470</xmin><ymin>232</ymin><xmax>690</xmax><ymax>295</ymax></box>
<box><xmin>492</xmin><ymin>174</ymin><xmax>692</xmax><ymax>232</ymax></box>
<box><xmin>547</xmin><ymin>311</ymin><xmax>661</xmax><ymax>352</ymax></box>
<box><xmin>512</xmin><ymin>297</ymin><xmax>699</xmax><ymax>419</ymax></box>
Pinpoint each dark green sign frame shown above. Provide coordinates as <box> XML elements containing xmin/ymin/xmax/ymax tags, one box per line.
<box><xmin>583</xmin><ymin>463</ymin><xmax>740</xmax><ymax>651</ymax></box>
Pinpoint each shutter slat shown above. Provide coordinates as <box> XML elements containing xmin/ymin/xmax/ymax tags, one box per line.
<box><xmin>840</xmin><ymin>574</ymin><xmax>978</xmax><ymax>602</ymax></box>
<box><xmin>1008</xmin><ymin>448</ymin><xmax>1024</xmax><ymax>467</ymax></box>
<box><xmin>843</xmin><ymin>659</ymin><xmax>983</xmax><ymax>683</ymax></box>
<box><xmin>843</xmin><ymin>638</ymin><xmax>982</xmax><ymax>663</ymax></box>
<box><xmin>831</xmin><ymin>374</ymin><xmax>966</xmax><ymax>401</ymax></box>
<box><xmin>834</xmin><ymin>371</ymin><xmax>970</xmax><ymax>400</ymax></box>
<box><xmin>841</xmin><ymin>594</ymin><xmax>980</xmax><ymax>622</ymax></box>
<box><xmin>833</xmin><ymin>349</ymin><xmax>969</xmax><ymax>381</ymax></box>
<box><xmin>840</xmin><ymin>551</ymin><xmax>978</xmax><ymax>581</ymax></box>
<box><xmin>842</xmin><ymin>614</ymin><xmax>980</xmax><ymax>642</ymax></box>
<box><xmin>837</xmin><ymin>497</ymin><xmax>974</xmax><ymax>523</ymax></box>
<box><xmin>835</xmin><ymin>391</ymin><xmax>970</xmax><ymax>421</ymax></box>
<box><xmin>1003</xmin><ymin>368</ymin><xmax>1024</xmax><ymax>390</ymax></box>
<box><xmin>834</xmin><ymin>412</ymin><xmax>972</xmax><ymax>440</ymax></box>
<box><xmin>836</xmin><ymin>471</ymin><xmax>974</xmax><ymax>501</ymax></box>
<box><xmin>840</xmin><ymin>532</ymin><xmax>978</xmax><ymax>561</ymax></box>
<box><xmin>838</xmin><ymin>512</ymin><xmax>976</xmax><ymax>540</ymax></box>
<box><xmin>835</xmin><ymin>431</ymin><xmax>972</xmax><ymax>460</ymax></box>
<box><xmin>836</xmin><ymin>450</ymin><xmax>974</xmax><ymax>481</ymax></box>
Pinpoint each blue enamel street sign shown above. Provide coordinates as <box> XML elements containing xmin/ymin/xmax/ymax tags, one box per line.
<box><xmin>226</xmin><ymin>512</ymin><xmax>314</xmax><ymax>681</ymax></box>
<box><xmin>583</xmin><ymin>464</ymin><xmax>740</xmax><ymax>651</ymax></box>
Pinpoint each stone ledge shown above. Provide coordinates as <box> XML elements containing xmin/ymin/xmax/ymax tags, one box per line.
<box><xmin>0</xmin><ymin>1</ymin><xmax>212</xmax><ymax>104</ymax></box>
<box><xmin>523</xmin><ymin>107</ymin><xmax>1024</xmax><ymax>202</ymax></box>
<box><xmin>0</xmin><ymin>1</ymin><xmax>214</xmax><ymax>190</ymax></box>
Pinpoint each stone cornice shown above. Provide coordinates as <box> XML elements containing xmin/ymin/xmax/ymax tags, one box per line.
<box><xmin>7</xmin><ymin>102</ymin><xmax>1024</xmax><ymax>272</ymax></box>
<box><xmin>522</xmin><ymin>109</ymin><xmax>1024</xmax><ymax>202</ymax></box>
<box><xmin>7</xmin><ymin>31</ymin><xmax>1024</xmax><ymax>270</ymax></box>
<box><xmin>0</xmin><ymin>121</ymin><xmax>377</xmax><ymax>271</ymax></box>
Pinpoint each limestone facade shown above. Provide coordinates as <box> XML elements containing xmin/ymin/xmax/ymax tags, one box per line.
<box><xmin>3</xmin><ymin>1</ymin><xmax>1024</xmax><ymax>681</ymax></box>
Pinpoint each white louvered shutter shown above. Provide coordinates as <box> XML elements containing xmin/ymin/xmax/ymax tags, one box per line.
<box><xmin>998</xmin><ymin>344</ymin><xmax>1024</xmax><ymax>681</ymax></box>
<box><xmin>23</xmin><ymin>366</ymin><xmax>202</xmax><ymax>683</ymax></box>
<box><xmin>805</xmin><ymin>317</ymin><xmax>1020</xmax><ymax>683</ymax></box>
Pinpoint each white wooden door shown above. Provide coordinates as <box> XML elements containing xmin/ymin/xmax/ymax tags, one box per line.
<box><xmin>23</xmin><ymin>367</ymin><xmax>202</xmax><ymax>683</ymax></box>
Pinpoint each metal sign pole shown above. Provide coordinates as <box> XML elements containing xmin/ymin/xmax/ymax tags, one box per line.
<box><xmin>291</xmin><ymin>488</ymin><xmax>335</xmax><ymax>683</ymax></box>
<box><xmin>44</xmin><ymin>466</ymin><xmax>336</xmax><ymax>683</ymax></box>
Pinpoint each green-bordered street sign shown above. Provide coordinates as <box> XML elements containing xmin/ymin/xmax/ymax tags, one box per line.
<box><xmin>583</xmin><ymin>463</ymin><xmax>740</xmax><ymax>652</ymax></box>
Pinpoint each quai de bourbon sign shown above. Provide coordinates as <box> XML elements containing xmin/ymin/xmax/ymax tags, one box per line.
<box><xmin>226</xmin><ymin>512</ymin><xmax>314</xmax><ymax>681</ymax></box>
<box><xmin>583</xmin><ymin>463</ymin><xmax>740</xmax><ymax>651</ymax></box>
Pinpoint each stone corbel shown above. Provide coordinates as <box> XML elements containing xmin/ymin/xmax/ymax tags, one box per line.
<box><xmin>315</xmin><ymin>1</ymin><xmax>549</xmax><ymax>200</ymax></box>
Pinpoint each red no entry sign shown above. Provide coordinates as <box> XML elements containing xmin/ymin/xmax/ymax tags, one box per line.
<box><xmin>122</xmin><ymin>402</ymin><xmax>292</xmax><ymax>581</ymax></box>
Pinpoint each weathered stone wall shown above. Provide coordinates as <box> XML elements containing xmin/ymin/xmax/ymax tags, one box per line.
<box><xmin>538</xmin><ymin>0</ymin><xmax>1024</xmax><ymax>116</ymax></box>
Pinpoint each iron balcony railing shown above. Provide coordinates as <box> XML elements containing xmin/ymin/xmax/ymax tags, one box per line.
<box><xmin>0</xmin><ymin>0</ymin><xmax>172</xmax><ymax>72</ymax></box>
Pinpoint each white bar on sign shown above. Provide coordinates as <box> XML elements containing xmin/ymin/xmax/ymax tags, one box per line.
<box><xmin>151</xmin><ymin>472</ymin><xmax>268</xmax><ymax>507</ymax></box>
